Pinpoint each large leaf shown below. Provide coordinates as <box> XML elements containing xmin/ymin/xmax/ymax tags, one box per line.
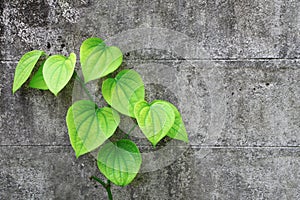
<box><xmin>80</xmin><ymin>37</ymin><xmax>123</xmax><ymax>83</ymax></box>
<box><xmin>43</xmin><ymin>53</ymin><xmax>76</xmax><ymax>96</ymax></box>
<box><xmin>29</xmin><ymin>61</ymin><xmax>48</xmax><ymax>90</ymax></box>
<box><xmin>134</xmin><ymin>100</ymin><xmax>175</xmax><ymax>146</ymax></box>
<box><xmin>66</xmin><ymin>100</ymin><xmax>120</xmax><ymax>158</ymax></box>
<box><xmin>97</xmin><ymin>139</ymin><xmax>142</xmax><ymax>186</ymax></box>
<box><xmin>165</xmin><ymin>102</ymin><xmax>189</xmax><ymax>142</ymax></box>
<box><xmin>102</xmin><ymin>70</ymin><xmax>145</xmax><ymax>117</ymax></box>
<box><xmin>12</xmin><ymin>50</ymin><xmax>44</xmax><ymax>93</ymax></box>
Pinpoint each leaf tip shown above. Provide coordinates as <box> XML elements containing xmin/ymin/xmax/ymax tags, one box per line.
<box><xmin>183</xmin><ymin>137</ymin><xmax>189</xmax><ymax>143</ymax></box>
<box><xmin>50</xmin><ymin>89</ymin><xmax>59</xmax><ymax>96</ymax></box>
<box><xmin>12</xmin><ymin>81</ymin><xmax>19</xmax><ymax>94</ymax></box>
<box><xmin>151</xmin><ymin>141</ymin><xmax>158</xmax><ymax>147</ymax></box>
<box><xmin>75</xmin><ymin>154</ymin><xmax>80</xmax><ymax>159</ymax></box>
<box><xmin>75</xmin><ymin>151</ymin><xmax>84</xmax><ymax>158</ymax></box>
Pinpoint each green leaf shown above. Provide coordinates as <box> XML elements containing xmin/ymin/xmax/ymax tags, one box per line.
<box><xmin>43</xmin><ymin>53</ymin><xmax>76</xmax><ymax>96</ymax></box>
<box><xmin>102</xmin><ymin>70</ymin><xmax>145</xmax><ymax>117</ymax></box>
<box><xmin>29</xmin><ymin>62</ymin><xmax>48</xmax><ymax>90</ymax></box>
<box><xmin>165</xmin><ymin>102</ymin><xmax>189</xmax><ymax>142</ymax></box>
<box><xmin>80</xmin><ymin>37</ymin><xmax>123</xmax><ymax>83</ymax></box>
<box><xmin>66</xmin><ymin>100</ymin><xmax>120</xmax><ymax>158</ymax></box>
<box><xmin>12</xmin><ymin>50</ymin><xmax>44</xmax><ymax>93</ymax></box>
<box><xmin>134</xmin><ymin>100</ymin><xmax>175</xmax><ymax>146</ymax></box>
<box><xmin>97</xmin><ymin>139</ymin><xmax>142</xmax><ymax>186</ymax></box>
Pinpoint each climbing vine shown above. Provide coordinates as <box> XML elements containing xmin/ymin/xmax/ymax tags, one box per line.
<box><xmin>12</xmin><ymin>37</ymin><xmax>188</xmax><ymax>199</ymax></box>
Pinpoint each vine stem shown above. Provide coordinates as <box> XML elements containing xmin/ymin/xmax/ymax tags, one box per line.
<box><xmin>73</xmin><ymin>72</ymin><xmax>94</xmax><ymax>102</ymax></box>
<box><xmin>127</xmin><ymin>124</ymin><xmax>137</xmax><ymax>135</ymax></box>
<box><xmin>90</xmin><ymin>176</ymin><xmax>113</xmax><ymax>200</ymax></box>
<box><xmin>124</xmin><ymin>123</ymin><xmax>137</xmax><ymax>138</ymax></box>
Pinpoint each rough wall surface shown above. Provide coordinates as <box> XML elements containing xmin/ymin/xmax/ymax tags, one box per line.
<box><xmin>0</xmin><ymin>0</ymin><xmax>299</xmax><ymax>200</ymax></box>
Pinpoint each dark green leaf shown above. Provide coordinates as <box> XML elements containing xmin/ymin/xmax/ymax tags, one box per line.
<box><xmin>165</xmin><ymin>102</ymin><xmax>189</xmax><ymax>142</ymax></box>
<box><xmin>29</xmin><ymin>62</ymin><xmax>48</xmax><ymax>90</ymax></box>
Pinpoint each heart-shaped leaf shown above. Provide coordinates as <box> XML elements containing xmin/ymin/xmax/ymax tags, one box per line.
<box><xmin>134</xmin><ymin>100</ymin><xmax>175</xmax><ymax>146</ymax></box>
<box><xmin>13</xmin><ymin>50</ymin><xmax>44</xmax><ymax>93</ymax></box>
<box><xmin>29</xmin><ymin>61</ymin><xmax>48</xmax><ymax>90</ymax></box>
<box><xmin>97</xmin><ymin>139</ymin><xmax>142</xmax><ymax>186</ymax></box>
<box><xmin>165</xmin><ymin>102</ymin><xmax>189</xmax><ymax>142</ymax></box>
<box><xmin>43</xmin><ymin>53</ymin><xmax>76</xmax><ymax>96</ymax></box>
<box><xmin>102</xmin><ymin>70</ymin><xmax>145</xmax><ymax>117</ymax></box>
<box><xmin>66</xmin><ymin>100</ymin><xmax>120</xmax><ymax>158</ymax></box>
<box><xmin>80</xmin><ymin>37</ymin><xmax>123</xmax><ymax>83</ymax></box>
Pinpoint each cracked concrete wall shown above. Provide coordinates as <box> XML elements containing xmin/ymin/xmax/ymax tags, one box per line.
<box><xmin>0</xmin><ymin>0</ymin><xmax>300</xmax><ymax>199</ymax></box>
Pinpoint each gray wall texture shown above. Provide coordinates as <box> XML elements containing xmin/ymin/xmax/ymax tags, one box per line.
<box><xmin>1</xmin><ymin>0</ymin><xmax>300</xmax><ymax>199</ymax></box>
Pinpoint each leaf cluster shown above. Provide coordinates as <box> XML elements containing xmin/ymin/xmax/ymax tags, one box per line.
<box><xmin>12</xmin><ymin>38</ymin><xmax>188</xmax><ymax>187</ymax></box>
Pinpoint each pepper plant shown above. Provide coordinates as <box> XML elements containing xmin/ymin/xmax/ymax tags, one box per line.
<box><xmin>12</xmin><ymin>37</ymin><xmax>188</xmax><ymax>199</ymax></box>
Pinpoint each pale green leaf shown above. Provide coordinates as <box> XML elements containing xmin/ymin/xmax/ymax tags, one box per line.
<box><xmin>43</xmin><ymin>53</ymin><xmax>76</xmax><ymax>96</ymax></box>
<box><xmin>66</xmin><ymin>100</ymin><xmax>120</xmax><ymax>158</ymax></box>
<box><xmin>29</xmin><ymin>62</ymin><xmax>48</xmax><ymax>90</ymax></box>
<box><xmin>97</xmin><ymin>139</ymin><xmax>142</xmax><ymax>186</ymax></box>
<box><xmin>165</xmin><ymin>102</ymin><xmax>189</xmax><ymax>142</ymax></box>
<box><xmin>134</xmin><ymin>100</ymin><xmax>175</xmax><ymax>146</ymax></box>
<box><xmin>12</xmin><ymin>50</ymin><xmax>44</xmax><ymax>93</ymax></box>
<box><xmin>80</xmin><ymin>37</ymin><xmax>123</xmax><ymax>83</ymax></box>
<box><xmin>102</xmin><ymin>69</ymin><xmax>145</xmax><ymax>117</ymax></box>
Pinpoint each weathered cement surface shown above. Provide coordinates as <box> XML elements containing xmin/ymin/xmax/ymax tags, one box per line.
<box><xmin>1</xmin><ymin>146</ymin><xmax>299</xmax><ymax>200</ymax></box>
<box><xmin>1</xmin><ymin>0</ymin><xmax>300</xmax><ymax>199</ymax></box>
<box><xmin>1</xmin><ymin>0</ymin><xmax>300</xmax><ymax>60</ymax></box>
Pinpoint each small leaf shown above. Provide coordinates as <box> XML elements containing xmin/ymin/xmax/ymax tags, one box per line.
<box><xmin>43</xmin><ymin>53</ymin><xmax>76</xmax><ymax>96</ymax></box>
<box><xmin>66</xmin><ymin>100</ymin><xmax>120</xmax><ymax>158</ymax></box>
<box><xmin>134</xmin><ymin>100</ymin><xmax>175</xmax><ymax>146</ymax></box>
<box><xmin>97</xmin><ymin>139</ymin><xmax>142</xmax><ymax>186</ymax></box>
<box><xmin>29</xmin><ymin>62</ymin><xmax>48</xmax><ymax>90</ymax></box>
<box><xmin>102</xmin><ymin>70</ymin><xmax>145</xmax><ymax>117</ymax></box>
<box><xmin>13</xmin><ymin>50</ymin><xmax>44</xmax><ymax>93</ymax></box>
<box><xmin>80</xmin><ymin>37</ymin><xmax>123</xmax><ymax>83</ymax></box>
<box><xmin>165</xmin><ymin>102</ymin><xmax>189</xmax><ymax>142</ymax></box>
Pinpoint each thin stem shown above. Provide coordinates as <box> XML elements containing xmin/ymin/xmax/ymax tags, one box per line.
<box><xmin>73</xmin><ymin>72</ymin><xmax>94</xmax><ymax>101</ymax></box>
<box><xmin>128</xmin><ymin>123</ymin><xmax>137</xmax><ymax>135</ymax></box>
<box><xmin>90</xmin><ymin>176</ymin><xmax>106</xmax><ymax>188</ymax></box>
<box><xmin>124</xmin><ymin>123</ymin><xmax>137</xmax><ymax>139</ymax></box>
<box><xmin>106</xmin><ymin>180</ymin><xmax>113</xmax><ymax>200</ymax></box>
<box><xmin>90</xmin><ymin>176</ymin><xmax>113</xmax><ymax>200</ymax></box>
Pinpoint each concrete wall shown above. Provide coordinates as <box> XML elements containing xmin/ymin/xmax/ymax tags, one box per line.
<box><xmin>1</xmin><ymin>0</ymin><xmax>299</xmax><ymax>199</ymax></box>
